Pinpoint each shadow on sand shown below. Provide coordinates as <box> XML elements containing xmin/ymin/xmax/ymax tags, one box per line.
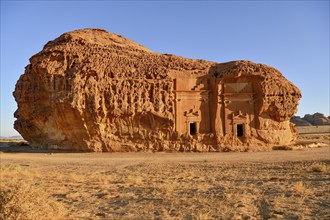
<box><xmin>0</xmin><ymin>139</ymin><xmax>72</xmax><ymax>153</ymax></box>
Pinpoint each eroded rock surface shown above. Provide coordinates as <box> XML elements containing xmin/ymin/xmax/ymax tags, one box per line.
<box><xmin>14</xmin><ymin>28</ymin><xmax>301</xmax><ymax>152</ymax></box>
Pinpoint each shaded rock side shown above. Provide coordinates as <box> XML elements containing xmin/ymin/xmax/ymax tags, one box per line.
<box><xmin>13</xmin><ymin>28</ymin><xmax>301</xmax><ymax>152</ymax></box>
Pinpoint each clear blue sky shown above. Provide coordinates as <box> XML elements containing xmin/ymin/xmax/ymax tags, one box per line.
<box><xmin>1</xmin><ymin>0</ymin><xmax>329</xmax><ymax>137</ymax></box>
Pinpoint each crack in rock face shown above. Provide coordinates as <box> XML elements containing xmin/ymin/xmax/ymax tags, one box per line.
<box><xmin>13</xmin><ymin>28</ymin><xmax>301</xmax><ymax>152</ymax></box>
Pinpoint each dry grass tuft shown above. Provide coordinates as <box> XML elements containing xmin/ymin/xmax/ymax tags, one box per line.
<box><xmin>0</xmin><ymin>164</ymin><xmax>68</xmax><ymax>220</ymax></box>
<box><xmin>311</xmin><ymin>163</ymin><xmax>328</xmax><ymax>173</ymax></box>
<box><xmin>0</xmin><ymin>182</ymin><xmax>67</xmax><ymax>220</ymax></box>
<box><xmin>292</xmin><ymin>181</ymin><xmax>306</xmax><ymax>194</ymax></box>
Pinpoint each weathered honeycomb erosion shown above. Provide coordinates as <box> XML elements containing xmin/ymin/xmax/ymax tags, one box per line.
<box><xmin>14</xmin><ymin>28</ymin><xmax>301</xmax><ymax>152</ymax></box>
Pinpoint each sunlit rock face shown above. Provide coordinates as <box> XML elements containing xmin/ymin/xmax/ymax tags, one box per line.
<box><xmin>13</xmin><ymin>28</ymin><xmax>301</xmax><ymax>152</ymax></box>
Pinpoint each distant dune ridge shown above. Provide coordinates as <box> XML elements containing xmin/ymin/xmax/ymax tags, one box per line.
<box><xmin>13</xmin><ymin>28</ymin><xmax>301</xmax><ymax>152</ymax></box>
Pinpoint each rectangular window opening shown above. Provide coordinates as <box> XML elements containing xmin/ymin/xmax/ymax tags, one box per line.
<box><xmin>237</xmin><ymin>124</ymin><xmax>244</xmax><ymax>137</ymax></box>
<box><xmin>190</xmin><ymin>122</ymin><xmax>196</xmax><ymax>135</ymax></box>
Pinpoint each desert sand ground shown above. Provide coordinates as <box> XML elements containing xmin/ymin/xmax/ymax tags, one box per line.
<box><xmin>0</xmin><ymin>134</ymin><xmax>329</xmax><ymax>220</ymax></box>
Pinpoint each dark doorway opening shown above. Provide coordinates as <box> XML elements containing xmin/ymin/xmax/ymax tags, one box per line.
<box><xmin>237</xmin><ymin>124</ymin><xmax>244</xmax><ymax>137</ymax></box>
<box><xmin>190</xmin><ymin>123</ymin><xmax>196</xmax><ymax>135</ymax></box>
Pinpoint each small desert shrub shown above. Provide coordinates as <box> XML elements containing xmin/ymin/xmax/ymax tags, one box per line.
<box><xmin>126</xmin><ymin>175</ymin><xmax>144</xmax><ymax>185</ymax></box>
<box><xmin>311</xmin><ymin>163</ymin><xmax>328</xmax><ymax>173</ymax></box>
<box><xmin>292</xmin><ymin>181</ymin><xmax>305</xmax><ymax>194</ymax></box>
<box><xmin>68</xmin><ymin>172</ymin><xmax>85</xmax><ymax>182</ymax></box>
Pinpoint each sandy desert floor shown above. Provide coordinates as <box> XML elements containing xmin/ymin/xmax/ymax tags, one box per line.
<box><xmin>0</xmin><ymin>134</ymin><xmax>329</xmax><ymax>220</ymax></box>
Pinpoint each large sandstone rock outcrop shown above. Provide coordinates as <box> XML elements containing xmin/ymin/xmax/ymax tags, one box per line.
<box><xmin>14</xmin><ymin>28</ymin><xmax>301</xmax><ymax>152</ymax></box>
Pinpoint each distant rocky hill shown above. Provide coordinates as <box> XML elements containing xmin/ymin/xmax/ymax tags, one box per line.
<box><xmin>291</xmin><ymin>113</ymin><xmax>330</xmax><ymax>126</ymax></box>
<box><xmin>0</xmin><ymin>135</ymin><xmax>23</xmax><ymax>139</ymax></box>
